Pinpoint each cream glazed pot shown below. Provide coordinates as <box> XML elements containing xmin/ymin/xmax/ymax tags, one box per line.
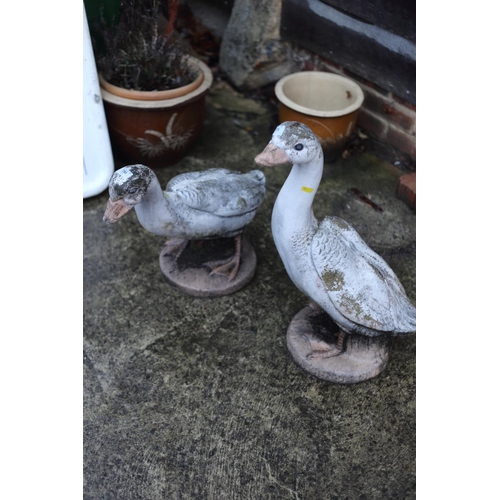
<box><xmin>274</xmin><ymin>71</ymin><xmax>364</xmax><ymax>161</ymax></box>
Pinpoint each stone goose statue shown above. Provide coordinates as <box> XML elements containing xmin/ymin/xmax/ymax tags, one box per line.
<box><xmin>103</xmin><ymin>164</ymin><xmax>266</xmax><ymax>281</ymax></box>
<box><xmin>255</xmin><ymin>122</ymin><xmax>416</xmax><ymax>358</ymax></box>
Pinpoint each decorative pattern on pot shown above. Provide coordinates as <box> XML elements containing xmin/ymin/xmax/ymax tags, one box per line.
<box><xmin>99</xmin><ymin>57</ymin><xmax>213</xmax><ymax>168</ymax></box>
<box><xmin>123</xmin><ymin>113</ymin><xmax>196</xmax><ymax>158</ymax></box>
<box><xmin>275</xmin><ymin>72</ymin><xmax>364</xmax><ymax>162</ymax></box>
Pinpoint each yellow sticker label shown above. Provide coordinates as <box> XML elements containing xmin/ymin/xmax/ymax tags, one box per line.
<box><xmin>301</xmin><ymin>186</ymin><xmax>314</xmax><ymax>193</ymax></box>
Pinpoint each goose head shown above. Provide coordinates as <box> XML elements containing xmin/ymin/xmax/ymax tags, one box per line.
<box><xmin>103</xmin><ymin>164</ymin><xmax>155</xmax><ymax>223</ymax></box>
<box><xmin>254</xmin><ymin>121</ymin><xmax>323</xmax><ymax>168</ymax></box>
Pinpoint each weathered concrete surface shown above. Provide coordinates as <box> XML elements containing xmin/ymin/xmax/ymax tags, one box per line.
<box><xmin>83</xmin><ymin>83</ymin><xmax>416</xmax><ymax>499</ymax></box>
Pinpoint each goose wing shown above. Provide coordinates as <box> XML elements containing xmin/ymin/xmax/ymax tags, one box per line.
<box><xmin>166</xmin><ymin>168</ymin><xmax>266</xmax><ymax>217</ymax></box>
<box><xmin>311</xmin><ymin>216</ymin><xmax>416</xmax><ymax>333</ymax></box>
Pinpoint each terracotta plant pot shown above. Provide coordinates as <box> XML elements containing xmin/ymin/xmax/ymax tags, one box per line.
<box><xmin>275</xmin><ymin>72</ymin><xmax>364</xmax><ymax>161</ymax></box>
<box><xmin>99</xmin><ymin>56</ymin><xmax>213</xmax><ymax>168</ymax></box>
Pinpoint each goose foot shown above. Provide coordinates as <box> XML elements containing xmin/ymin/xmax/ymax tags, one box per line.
<box><xmin>305</xmin><ymin>330</ymin><xmax>346</xmax><ymax>359</ymax></box>
<box><xmin>203</xmin><ymin>235</ymin><xmax>242</xmax><ymax>282</ymax></box>
<box><xmin>164</xmin><ymin>238</ymin><xmax>189</xmax><ymax>260</ymax></box>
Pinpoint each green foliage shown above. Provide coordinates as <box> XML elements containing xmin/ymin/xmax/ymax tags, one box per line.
<box><xmin>91</xmin><ymin>0</ymin><xmax>197</xmax><ymax>92</ymax></box>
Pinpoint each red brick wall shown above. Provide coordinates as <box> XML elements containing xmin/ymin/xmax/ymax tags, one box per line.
<box><xmin>297</xmin><ymin>53</ymin><xmax>416</xmax><ymax>161</ymax></box>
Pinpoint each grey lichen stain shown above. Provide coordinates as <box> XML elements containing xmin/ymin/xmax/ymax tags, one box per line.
<box><xmin>276</xmin><ymin>121</ymin><xmax>323</xmax><ymax>161</ymax></box>
<box><xmin>162</xmin><ymin>221</ymin><xmax>175</xmax><ymax>233</ymax></box>
<box><xmin>340</xmin><ymin>292</ymin><xmax>379</xmax><ymax>327</ymax></box>
<box><xmin>278</xmin><ymin>123</ymin><xmax>301</xmax><ymax>143</ymax></box>
<box><xmin>110</xmin><ymin>165</ymin><xmax>155</xmax><ymax>201</ymax></box>
<box><xmin>237</xmin><ymin>196</ymin><xmax>247</xmax><ymax>209</ymax></box>
<box><xmin>322</xmin><ymin>268</ymin><xmax>379</xmax><ymax>327</ymax></box>
<box><xmin>278</xmin><ymin>121</ymin><xmax>314</xmax><ymax>144</ymax></box>
<box><xmin>322</xmin><ymin>269</ymin><xmax>345</xmax><ymax>291</ymax></box>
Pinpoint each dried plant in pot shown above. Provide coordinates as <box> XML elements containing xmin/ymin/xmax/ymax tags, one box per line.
<box><xmin>91</xmin><ymin>0</ymin><xmax>212</xmax><ymax>167</ymax></box>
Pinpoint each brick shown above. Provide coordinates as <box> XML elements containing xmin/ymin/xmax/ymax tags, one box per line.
<box><xmin>385</xmin><ymin>101</ymin><xmax>416</xmax><ymax>135</ymax></box>
<box><xmin>397</xmin><ymin>172</ymin><xmax>416</xmax><ymax>210</ymax></box>
<box><xmin>357</xmin><ymin>108</ymin><xmax>388</xmax><ymax>140</ymax></box>
<box><xmin>360</xmin><ymin>87</ymin><xmax>415</xmax><ymax>134</ymax></box>
<box><xmin>361</xmin><ymin>85</ymin><xmax>394</xmax><ymax>115</ymax></box>
<box><xmin>392</xmin><ymin>93</ymin><xmax>416</xmax><ymax>112</ymax></box>
<box><xmin>342</xmin><ymin>66</ymin><xmax>392</xmax><ymax>97</ymax></box>
<box><xmin>303</xmin><ymin>59</ymin><xmax>315</xmax><ymax>71</ymax></box>
<box><xmin>386</xmin><ymin>124</ymin><xmax>416</xmax><ymax>159</ymax></box>
<box><xmin>317</xmin><ymin>53</ymin><xmax>392</xmax><ymax>98</ymax></box>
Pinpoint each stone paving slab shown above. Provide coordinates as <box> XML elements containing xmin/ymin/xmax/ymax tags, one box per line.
<box><xmin>83</xmin><ymin>86</ymin><xmax>416</xmax><ymax>499</ymax></box>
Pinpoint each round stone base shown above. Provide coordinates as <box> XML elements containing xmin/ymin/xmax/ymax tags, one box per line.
<box><xmin>159</xmin><ymin>236</ymin><xmax>256</xmax><ymax>297</ymax></box>
<box><xmin>286</xmin><ymin>307</ymin><xmax>391</xmax><ymax>384</ymax></box>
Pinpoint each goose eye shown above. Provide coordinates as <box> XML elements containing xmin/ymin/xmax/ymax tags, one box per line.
<box><xmin>294</xmin><ymin>143</ymin><xmax>304</xmax><ymax>151</ymax></box>
<box><xmin>129</xmin><ymin>187</ymin><xmax>138</xmax><ymax>194</ymax></box>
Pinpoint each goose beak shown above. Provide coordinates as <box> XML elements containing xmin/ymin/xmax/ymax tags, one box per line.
<box><xmin>103</xmin><ymin>198</ymin><xmax>132</xmax><ymax>223</ymax></box>
<box><xmin>254</xmin><ymin>142</ymin><xmax>290</xmax><ymax>167</ymax></box>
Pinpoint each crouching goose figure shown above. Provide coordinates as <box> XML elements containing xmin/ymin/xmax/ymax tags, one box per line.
<box><xmin>103</xmin><ymin>164</ymin><xmax>266</xmax><ymax>281</ymax></box>
<box><xmin>255</xmin><ymin>122</ymin><xmax>415</xmax><ymax>358</ymax></box>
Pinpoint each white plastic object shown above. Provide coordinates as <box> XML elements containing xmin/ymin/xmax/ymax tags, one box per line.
<box><xmin>83</xmin><ymin>4</ymin><xmax>114</xmax><ymax>198</ymax></box>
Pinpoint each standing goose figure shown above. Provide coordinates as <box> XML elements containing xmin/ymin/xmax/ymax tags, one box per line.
<box><xmin>104</xmin><ymin>164</ymin><xmax>266</xmax><ymax>295</ymax></box>
<box><xmin>255</xmin><ymin>122</ymin><xmax>415</xmax><ymax>383</ymax></box>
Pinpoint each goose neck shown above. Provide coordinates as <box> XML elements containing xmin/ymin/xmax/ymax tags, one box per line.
<box><xmin>134</xmin><ymin>175</ymin><xmax>173</xmax><ymax>232</ymax></box>
<box><xmin>274</xmin><ymin>161</ymin><xmax>323</xmax><ymax>234</ymax></box>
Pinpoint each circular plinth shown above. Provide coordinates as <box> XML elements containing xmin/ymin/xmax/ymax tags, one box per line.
<box><xmin>286</xmin><ymin>307</ymin><xmax>391</xmax><ymax>384</ymax></box>
<box><xmin>159</xmin><ymin>236</ymin><xmax>257</xmax><ymax>297</ymax></box>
